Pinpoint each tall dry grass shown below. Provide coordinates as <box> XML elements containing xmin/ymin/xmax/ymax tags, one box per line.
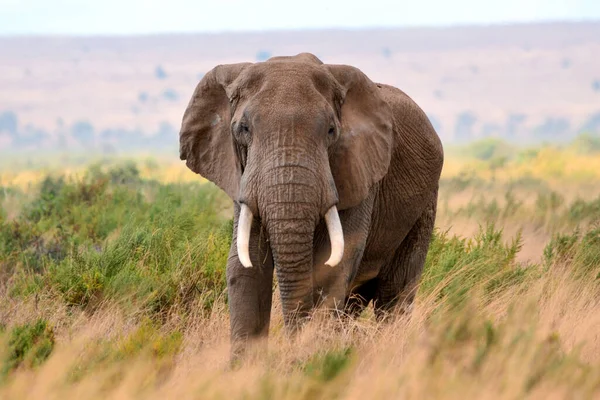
<box><xmin>1</xmin><ymin>241</ymin><xmax>599</xmax><ymax>399</ymax></box>
<box><xmin>0</xmin><ymin>138</ymin><xmax>599</xmax><ymax>399</ymax></box>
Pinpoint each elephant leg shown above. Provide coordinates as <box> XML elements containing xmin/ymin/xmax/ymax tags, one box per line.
<box><xmin>227</xmin><ymin>202</ymin><xmax>274</xmax><ymax>361</ymax></box>
<box><xmin>343</xmin><ymin>278</ymin><xmax>378</xmax><ymax>318</ymax></box>
<box><xmin>373</xmin><ymin>190</ymin><xmax>437</xmax><ymax>321</ymax></box>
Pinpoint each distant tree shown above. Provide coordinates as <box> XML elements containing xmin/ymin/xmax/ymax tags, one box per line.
<box><xmin>454</xmin><ymin>112</ymin><xmax>477</xmax><ymax>143</ymax></box>
<box><xmin>12</xmin><ymin>125</ymin><xmax>49</xmax><ymax>148</ymax></box>
<box><xmin>580</xmin><ymin>112</ymin><xmax>600</xmax><ymax>133</ymax></box>
<box><xmin>0</xmin><ymin>111</ymin><xmax>18</xmax><ymax>136</ymax></box>
<box><xmin>256</xmin><ymin>50</ymin><xmax>272</xmax><ymax>62</ymax></box>
<box><xmin>463</xmin><ymin>138</ymin><xmax>512</xmax><ymax>161</ymax></box>
<box><xmin>57</xmin><ymin>133</ymin><xmax>68</xmax><ymax>149</ymax></box>
<box><xmin>53</xmin><ymin>117</ymin><xmax>68</xmax><ymax>149</ymax></box>
<box><xmin>138</xmin><ymin>91</ymin><xmax>149</xmax><ymax>103</ymax></box>
<box><xmin>197</xmin><ymin>72</ymin><xmax>205</xmax><ymax>80</ymax></box>
<box><xmin>505</xmin><ymin>113</ymin><xmax>527</xmax><ymax>140</ymax></box>
<box><xmin>100</xmin><ymin>128</ymin><xmax>118</xmax><ymax>142</ymax></box>
<box><xmin>71</xmin><ymin>120</ymin><xmax>95</xmax><ymax>147</ymax></box>
<box><xmin>101</xmin><ymin>142</ymin><xmax>117</xmax><ymax>155</ymax></box>
<box><xmin>100</xmin><ymin>127</ymin><xmax>151</xmax><ymax>151</ymax></box>
<box><xmin>533</xmin><ymin>117</ymin><xmax>571</xmax><ymax>142</ymax></box>
<box><xmin>592</xmin><ymin>80</ymin><xmax>600</xmax><ymax>92</ymax></box>
<box><xmin>480</xmin><ymin>123</ymin><xmax>502</xmax><ymax>138</ymax></box>
<box><xmin>120</xmin><ymin>129</ymin><xmax>148</xmax><ymax>150</ymax></box>
<box><xmin>561</xmin><ymin>58</ymin><xmax>571</xmax><ymax>69</ymax></box>
<box><xmin>381</xmin><ymin>47</ymin><xmax>392</xmax><ymax>59</ymax></box>
<box><xmin>155</xmin><ymin>65</ymin><xmax>168</xmax><ymax>80</ymax></box>
<box><xmin>150</xmin><ymin>122</ymin><xmax>177</xmax><ymax>149</ymax></box>
<box><xmin>144</xmin><ymin>121</ymin><xmax>178</xmax><ymax>152</ymax></box>
<box><xmin>157</xmin><ymin>121</ymin><xmax>176</xmax><ymax>137</ymax></box>
<box><xmin>162</xmin><ymin>89</ymin><xmax>179</xmax><ymax>101</ymax></box>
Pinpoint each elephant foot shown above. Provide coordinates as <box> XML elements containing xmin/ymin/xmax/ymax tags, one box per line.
<box><xmin>229</xmin><ymin>336</ymin><xmax>269</xmax><ymax>367</ymax></box>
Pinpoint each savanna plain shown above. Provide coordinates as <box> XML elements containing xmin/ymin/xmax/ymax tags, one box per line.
<box><xmin>1</xmin><ymin>135</ymin><xmax>599</xmax><ymax>399</ymax></box>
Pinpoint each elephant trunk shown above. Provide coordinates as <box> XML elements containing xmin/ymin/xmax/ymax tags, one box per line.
<box><xmin>267</xmin><ymin>203</ymin><xmax>344</xmax><ymax>328</ymax></box>
<box><xmin>260</xmin><ymin>158</ymin><xmax>332</xmax><ymax>330</ymax></box>
<box><xmin>267</xmin><ymin>205</ymin><xmax>316</xmax><ymax>329</ymax></box>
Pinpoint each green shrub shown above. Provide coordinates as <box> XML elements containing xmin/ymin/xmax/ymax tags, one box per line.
<box><xmin>569</xmin><ymin>133</ymin><xmax>600</xmax><ymax>155</ymax></box>
<box><xmin>421</xmin><ymin>224</ymin><xmax>526</xmax><ymax>310</ymax></box>
<box><xmin>1</xmin><ymin>319</ymin><xmax>55</xmax><ymax>377</ymax></box>
<box><xmin>568</xmin><ymin>197</ymin><xmax>600</xmax><ymax>224</ymax></box>
<box><xmin>1</xmin><ymin>163</ymin><xmax>231</xmax><ymax>319</ymax></box>
<box><xmin>68</xmin><ymin>319</ymin><xmax>182</xmax><ymax>383</ymax></box>
<box><xmin>507</xmin><ymin>175</ymin><xmax>549</xmax><ymax>192</ymax></box>
<box><xmin>115</xmin><ymin>319</ymin><xmax>182</xmax><ymax>360</ymax></box>
<box><xmin>535</xmin><ymin>191</ymin><xmax>564</xmax><ymax>215</ymax></box>
<box><xmin>544</xmin><ymin>227</ymin><xmax>600</xmax><ymax>279</ymax></box>
<box><xmin>303</xmin><ymin>347</ymin><xmax>353</xmax><ymax>382</ymax></box>
<box><xmin>461</xmin><ymin>138</ymin><xmax>514</xmax><ymax>161</ymax></box>
<box><xmin>515</xmin><ymin>148</ymin><xmax>540</xmax><ymax>164</ymax></box>
<box><xmin>439</xmin><ymin>170</ymin><xmax>484</xmax><ymax>193</ymax></box>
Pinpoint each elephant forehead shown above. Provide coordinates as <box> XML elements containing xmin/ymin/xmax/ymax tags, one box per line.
<box><xmin>240</xmin><ymin>62</ymin><xmax>334</xmax><ymax>94</ymax></box>
<box><xmin>248</xmin><ymin>97</ymin><xmax>332</xmax><ymax>128</ymax></box>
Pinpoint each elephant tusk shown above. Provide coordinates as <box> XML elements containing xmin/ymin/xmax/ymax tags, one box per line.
<box><xmin>237</xmin><ymin>204</ymin><xmax>253</xmax><ymax>268</ymax></box>
<box><xmin>324</xmin><ymin>206</ymin><xmax>344</xmax><ymax>267</ymax></box>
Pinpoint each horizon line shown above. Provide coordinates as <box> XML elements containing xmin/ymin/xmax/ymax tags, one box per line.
<box><xmin>1</xmin><ymin>18</ymin><xmax>599</xmax><ymax>40</ymax></box>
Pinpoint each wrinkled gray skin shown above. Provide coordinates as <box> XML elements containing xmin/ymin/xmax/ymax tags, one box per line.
<box><xmin>179</xmin><ymin>53</ymin><xmax>443</xmax><ymax>359</ymax></box>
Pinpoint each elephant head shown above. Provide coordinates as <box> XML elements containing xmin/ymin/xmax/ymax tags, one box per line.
<box><xmin>179</xmin><ymin>53</ymin><xmax>393</xmax><ymax>328</ymax></box>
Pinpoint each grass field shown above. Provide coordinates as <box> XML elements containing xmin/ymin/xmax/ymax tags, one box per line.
<box><xmin>0</xmin><ymin>137</ymin><xmax>599</xmax><ymax>399</ymax></box>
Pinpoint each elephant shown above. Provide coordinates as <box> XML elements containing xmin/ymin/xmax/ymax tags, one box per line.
<box><xmin>178</xmin><ymin>52</ymin><xmax>443</xmax><ymax>358</ymax></box>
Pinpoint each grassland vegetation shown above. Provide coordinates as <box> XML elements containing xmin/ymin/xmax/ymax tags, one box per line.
<box><xmin>0</xmin><ymin>137</ymin><xmax>599</xmax><ymax>398</ymax></box>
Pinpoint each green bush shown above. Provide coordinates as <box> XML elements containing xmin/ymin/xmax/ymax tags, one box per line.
<box><xmin>0</xmin><ymin>163</ymin><xmax>231</xmax><ymax>318</ymax></box>
<box><xmin>303</xmin><ymin>347</ymin><xmax>353</xmax><ymax>382</ymax></box>
<box><xmin>515</xmin><ymin>148</ymin><xmax>540</xmax><ymax>164</ymax></box>
<box><xmin>544</xmin><ymin>227</ymin><xmax>600</xmax><ymax>279</ymax></box>
<box><xmin>68</xmin><ymin>318</ymin><xmax>182</xmax><ymax>383</ymax></box>
<box><xmin>507</xmin><ymin>175</ymin><xmax>549</xmax><ymax>192</ymax></box>
<box><xmin>569</xmin><ymin>133</ymin><xmax>600</xmax><ymax>155</ymax></box>
<box><xmin>461</xmin><ymin>138</ymin><xmax>514</xmax><ymax>161</ymax></box>
<box><xmin>568</xmin><ymin>197</ymin><xmax>600</xmax><ymax>224</ymax></box>
<box><xmin>421</xmin><ymin>224</ymin><xmax>527</xmax><ymax>310</ymax></box>
<box><xmin>439</xmin><ymin>170</ymin><xmax>484</xmax><ymax>193</ymax></box>
<box><xmin>1</xmin><ymin>319</ymin><xmax>55</xmax><ymax>377</ymax></box>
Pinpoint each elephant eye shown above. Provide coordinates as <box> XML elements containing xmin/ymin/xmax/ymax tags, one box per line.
<box><xmin>233</xmin><ymin>120</ymin><xmax>251</xmax><ymax>146</ymax></box>
<box><xmin>328</xmin><ymin>126</ymin><xmax>335</xmax><ymax>136</ymax></box>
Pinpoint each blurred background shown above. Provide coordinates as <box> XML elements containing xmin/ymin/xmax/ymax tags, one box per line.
<box><xmin>1</xmin><ymin>4</ymin><xmax>600</xmax><ymax>397</ymax></box>
<box><xmin>1</xmin><ymin>0</ymin><xmax>599</xmax><ymax>161</ymax></box>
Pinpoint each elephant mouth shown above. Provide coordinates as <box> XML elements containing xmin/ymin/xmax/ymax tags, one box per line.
<box><xmin>236</xmin><ymin>203</ymin><xmax>344</xmax><ymax>268</ymax></box>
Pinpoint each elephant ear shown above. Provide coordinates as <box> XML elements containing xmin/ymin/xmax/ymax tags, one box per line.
<box><xmin>179</xmin><ymin>63</ymin><xmax>251</xmax><ymax>199</ymax></box>
<box><xmin>326</xmin><ymin>64</ymin><xmax>394</xmax><ymax>210</ymax></box>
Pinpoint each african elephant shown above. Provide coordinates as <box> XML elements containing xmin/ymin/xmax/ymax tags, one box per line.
<box><xmin>179</xmin><ymin>52</ymin><xmax>443</xmax><ymax>358</ymax></box>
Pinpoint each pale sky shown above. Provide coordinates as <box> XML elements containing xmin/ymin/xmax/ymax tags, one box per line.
<box><xmin>0</xmin><ymin>0</ymin><xmax>599</xmax><ymax>36</ymax></box>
